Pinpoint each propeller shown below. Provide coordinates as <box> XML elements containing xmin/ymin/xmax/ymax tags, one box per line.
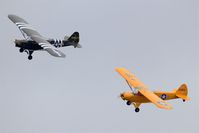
<box><xmin>117</xmin><ymin>93</ymin><xmax>126</xmax><ymax>101</ymax></box>
<box><xmin>120</xmin><ymin>93</ymin><xmax>124</xmax><ymax>99</ymax></box>
<box><xmin>118</xmin><ymin>93</ymin><xmax>122</xmax><ymax>98</ymax></box>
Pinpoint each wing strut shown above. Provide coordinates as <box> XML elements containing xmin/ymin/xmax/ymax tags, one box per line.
<box><xmin>126</xmin><ymin>80</ymin><xmax>133</xmax><ymax>91</ymax></box>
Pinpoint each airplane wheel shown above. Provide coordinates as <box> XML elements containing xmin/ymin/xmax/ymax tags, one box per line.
<box><xmin>183</xmin><ymin>99</ymin><xmax>185</xmax><ymax>102</ymax></box>
<box><xmin>135</xmin><ymin>108</ymin><xmax>140</xmax><ymax>112</ymax></box>
<box><xmin>19</xmin><ymin>48</ymin><xmax>24</xmax><ymax>53</ymax></box>
<box><xmin>28</xmin><ymin>55</ymin><xmax>33</xmax><ymax>60</ymax></box>
<box><xmin>126</xmin><ymin>101</ymin><xmax>131</xmax><ymax>106</ymax></box>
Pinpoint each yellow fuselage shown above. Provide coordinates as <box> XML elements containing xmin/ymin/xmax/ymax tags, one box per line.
<box><xmin>121</xmin><ymin>91</ymin><xmax>178</xmax><ymax>103</ymax></box>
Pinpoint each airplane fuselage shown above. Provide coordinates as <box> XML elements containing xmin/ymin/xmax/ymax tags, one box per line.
<box><xmin>15</xmin><ymin>39</ymin><xmax>74</xmax><ymax>51</ymax></box>
<box><xmin>120</xmin><ymin>90</ymin><xmax>178</xmax><ymax>103</ymax></box>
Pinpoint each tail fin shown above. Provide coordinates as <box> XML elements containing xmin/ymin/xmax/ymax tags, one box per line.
<box><xmin>176</xmin><ymin>84</ymin><xmax>190</xmax><ymax>101</ymax></box>
<box><xmin>63</xmin><ymin>32</ymin><xmax>82</xmax><ymax>48</ymax></box>
<box><xmin>66</xmin><ymin>32</ymin><xmax>81</xmax><ymax>48</ymax></box>
<box><xmin>68</xmin><ymin>32</ymin><xmax>79</xmax><ymax>43</ymax></box>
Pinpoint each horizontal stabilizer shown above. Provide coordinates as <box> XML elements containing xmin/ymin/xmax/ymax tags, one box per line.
<box><xmin>76</xmin><ymin>44</ymin><xmax>82</xmax><ymax>48</ymax></box>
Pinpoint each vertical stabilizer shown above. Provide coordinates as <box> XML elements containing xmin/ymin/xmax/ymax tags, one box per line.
<box><xmin>176</xmin><ymin>84</ymin><xmax>190</xmax><ymax>101</ymax></box>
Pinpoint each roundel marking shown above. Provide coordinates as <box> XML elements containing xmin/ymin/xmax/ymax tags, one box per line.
<box><xmin>161</xmin><ymin>94</ymin><xmax>167</xmax><ymax>100</ymax></box>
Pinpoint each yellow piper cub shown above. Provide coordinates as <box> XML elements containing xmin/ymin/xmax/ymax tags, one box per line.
<box><xmin>116</xmin><ymin>68</ymin><xmax>190</xmax><ymax>112</ymax></box>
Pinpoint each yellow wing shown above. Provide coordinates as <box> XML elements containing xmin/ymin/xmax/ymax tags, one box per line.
<box><xmin>115</xmin><ymin>68</ymin><xmax>173</xmax><ymax>110</ymax></box>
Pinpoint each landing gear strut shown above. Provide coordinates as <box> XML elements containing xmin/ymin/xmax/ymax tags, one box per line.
<box><xmin>19</xmin><ymin>48</ymin><xmax>34</xmax><ymax>60</ymax></box>
<box><xmin>28</xmin><ymin>51</ymin><xmax>33</xmax><ymax>60</ymax></box>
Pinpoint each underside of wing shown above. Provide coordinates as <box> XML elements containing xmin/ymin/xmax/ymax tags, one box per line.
<box><xmin>31</xmin><ymin>36</ymin><xmax>65</xmax><ymax>58</ymax></box>
<box><xmin>139</xmin><ymin>88</ymin><xmax>173</xmax><ymax>109</ymax></box>
<box><xmin>8</xmin><ymin>14</ymin><xmax>42</xmax><ymax>39</ymax></box>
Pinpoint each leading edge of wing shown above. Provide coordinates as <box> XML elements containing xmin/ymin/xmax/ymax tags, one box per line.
<box><xmin>8</xmin><ymin>14</ymin><xmax>28</xmax><ymax>24</ymax></box>
<box><xmin>31</xmin><ymin>36</ymin><xmax>66</xmax><ymax>58</ymax></box>
<box><xmin>115</xmin><ymin>67</ymin><xmax>146</xmax><ymax>88</ymax></box>
<box><xmin>8</xmin><ymin>14</ymin><xmax>42</xmax><ymax>39</ymax></box>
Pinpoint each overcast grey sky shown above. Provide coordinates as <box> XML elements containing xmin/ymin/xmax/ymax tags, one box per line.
<box><xmin>0</xmin><ymin>0</ymin><xmax>198</xmax><ymax>133</ymax></box>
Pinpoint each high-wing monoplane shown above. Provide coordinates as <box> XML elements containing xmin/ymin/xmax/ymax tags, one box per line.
<box><xmin>116</xmin><ymin>68</ymin><xmax>190</xmax><ymax>112</ymax></box>
<box><xmin>8</xmin><ymin>14</ymin><xmax>81</xmax><ymax>60</ymax></box>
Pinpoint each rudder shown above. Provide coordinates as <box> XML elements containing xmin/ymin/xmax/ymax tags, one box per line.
<box><xmin>67</xmin><ymin>32</ymin><xmax>81</xmax><ymax>48</ymax></box>
<box><xmin>68</xmin><ymin>32</ymin><xmax>79</xmax><ymax>43</ymax></box>
<box><xmin>176</xmin><ymin>84</ymin><xmax>190</xmax><ymax>101</ymax></box>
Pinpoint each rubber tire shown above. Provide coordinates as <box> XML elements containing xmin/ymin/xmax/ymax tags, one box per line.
<box><xmin>183</xmin><ymin>99</ymin><xmax>185</xmax><ymax>102</ymax></box>
<box><xmin>28</xmin><ymin>55</ymin><xmax>33</xmax><ymax>60</ymax></box>
<box><xmin>126</xmin><ymin>101</ymin><xmax>131</xmax><ymax>106</ymax></box>
<box><xmin>135</xmin><ymin>108</ymin><xmax>140</xmax><ymax>112</ymax></box>
<box><xmin>19</xmin><ymin>48</ymin><xmax>24</xmax><ymax>53</ymax></box>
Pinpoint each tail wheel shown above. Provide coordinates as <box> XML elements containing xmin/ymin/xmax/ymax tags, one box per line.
<box><xmin>183</xmin><ymin>99</ymin><xmax>185</xmax><ymax>102</ymax></box>
<box><xmin>135</xmin><ymin>108</ymin><xmax>140</xmax><ymax>112</ymax></box>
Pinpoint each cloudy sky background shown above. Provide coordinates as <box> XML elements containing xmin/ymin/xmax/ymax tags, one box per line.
<box><xmin>0</xmin><ymin>0</ymin><xmax>198</xmax><ymax>133</ymax></box>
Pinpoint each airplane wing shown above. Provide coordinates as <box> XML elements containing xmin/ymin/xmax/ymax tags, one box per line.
<box><xmin>31</xmin><ymin>36</ymin><xmax>66</xmax><ymax>57</ymax></box>
<box><xmin>8</xmin><ymin>14</ymin><xmax>42</xmax><ymax>39</ymax></box>
<box><xmin>115</xmin><ymin>68</ymin><xmax>173</xmax><ymax>110</ymax></box>
<box><xmin>8</xmin><ymin>14</ymin><xmax>65</xmax><ymax>57</ymax></box>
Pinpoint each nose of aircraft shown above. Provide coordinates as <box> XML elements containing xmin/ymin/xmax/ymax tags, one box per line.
<box><xmin>15</xmin><ymin>39</ymin><xmax>22</xmax><ymax>47</ymax></box>
<box><xmin>120</xmin><ymin>93</ymin><xmax>125</xmax><ymax>100</ymax></box>
<box><xmin>120</xmin><ymin>91</ymin><xmax>133</xmax><ymax>100</ymax></box>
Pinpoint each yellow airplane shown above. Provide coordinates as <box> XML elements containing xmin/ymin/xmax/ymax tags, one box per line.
<box><xmin>115</xmin><ymin>68</ymin><xmax>190</xmax><ymax>112</ymax></box>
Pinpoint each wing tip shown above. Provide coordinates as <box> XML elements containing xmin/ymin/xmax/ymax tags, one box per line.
<box><xmin>60</xmin><ymin>54</ymin><xmax>66</xmax><ymax>58</ymax></box>
<box><xmin>158</xmin><ymin>105</ymin><xmax>173</xmax><ymax>110</ymax></box>
<box><xmin>115</xmin><ymin>67</ymin><xmax>124</xmax><ymax>71</ymax></box>
<box><xmin>166</xmin><ymin>106</ymin><xmax>173</xmax><ymax>110</ymax></box>
<box><xmin>8</xmin><ymin>14</ymin><xmax>16</xmax><ymax>19</ymax></box>
<box><xmin>156</xmin><ymin>100</ymin><xmax>173</xmax><ymax>110</ymax></box>
<box><xmin>8</xmin><ymin>14</ymin><xmax>13</xmax><ymax>19</ymax></box>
